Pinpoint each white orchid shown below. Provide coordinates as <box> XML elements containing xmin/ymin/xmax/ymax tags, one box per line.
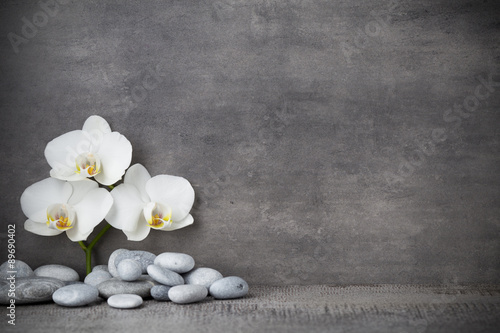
<box><xmin>106</xmin><ymin>164</ymin><xmax>195</xmax><ymax>241</ymax></box>
<box><xmin>21</xmin><ymin>178</ymin><xmax>113</xmax><ymax>241</ymax></box>
<box><xmin>44</xmin><ymin>115</ymin><xmax>132</xmax><ymax>186</ymax></box>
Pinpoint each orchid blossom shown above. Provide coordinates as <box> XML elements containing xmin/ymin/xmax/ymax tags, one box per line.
<box><xmin>44</xmin><ymin>115</ymin><xmax>132</xmax><ymax>186</ymax></box>
<box><xmin>106</xmin><ymin>164</ymin><xmax>195</xmax><ymax>241</ymax></box>
<box><xmin>21</xmin><ymin>178</ymin><xmax>113</xmax><ymax>242</ymax></box>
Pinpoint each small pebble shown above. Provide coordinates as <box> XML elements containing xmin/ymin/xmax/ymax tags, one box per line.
<box><xmin>0</xmin><ymin>277</ymin><xmax>65</xmax><ymax>305</ymax></box>
<box><xmin>115</xmin><ymin>250</ymin><xmax>156</xmax><ymax>274</ymax></box>
<box><xmin>92</xmin><ymin>265</ymin><xmax>109</xmax><ymax>273</ymax></box>
<box><xmin>84</xmin><ymin>270</ymin><xmax>113</xmax><ymax>287</ymax></box>
<box><xmin>52</xmin><ymin>284</ymin><xmax>99</xmax><ymax>307</ymax></box>
<box><xmin>0</xmin><ymin>260</ymin><xmax>34</xmax><ymax>279</ymax></box>
<box><xmin>154</xmin><ymin>252</ymin><xmax>195</xmax><ymax>273</ymax></box>
<box><xmin>117</xmin><ymin>259</ymin><xmax>142</xmax><ymax>281</ymax></box>
<box><xmin>108</xmin><ymin>294</ymin><xmax>143</xmax><ymax>309</ymax></box>
<box><xmin>150</xmin><ymin>285</ymin><xmax>171</xmax><ymax>301</ymax></box>
<box><xmin>108</xmin><ymin>249</ymin><xmax>130</xmax><ymax>277</ymax></box>
<box><xmin>34</xmin><ymin>264</ymin><xmax>79</xmax><ymax>282</ymax></box>
<box><xmin>209</xmin><ymin>276</ymin><xmax>249</xmax><ymax>299</ymax></box>
<box><xmin>168</xmin><ymin>285</ymin><xmax>208</xmax><ymax>304</ymax></box>
<box><xmin>147</xmin><ymin>265</ymin><xmax>184</xmax><ymax>286</ymax></box>
<box><xmin>183</xmin><ymin>267</ymin><xmax>223</xmax><ymax>289</ymax></box>
<box><xmin>97</xmin><ymin>276</ymin><xmax>156</xmax><ymax>299</ymax></box>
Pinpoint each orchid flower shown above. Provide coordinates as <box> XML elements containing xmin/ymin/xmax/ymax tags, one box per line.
<box><xmin>21</xmin><ymin>178</ymin><xmax>113</xmax><ymax>242</ymax></box>
<box><xmin>106</xmin><ymin>164</ymin><xmax>195</xmax><ymax>241</ymax></box>
<box><xmin>44</xmin><ymin>115</ymin><xmax>132</xmax><ymax>186</ymax></box>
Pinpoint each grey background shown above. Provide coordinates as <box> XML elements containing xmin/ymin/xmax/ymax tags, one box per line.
<box><xmin>0</xmin><ymin>0</ymin><xmax>499</xmax><ymax>285</ymax></box>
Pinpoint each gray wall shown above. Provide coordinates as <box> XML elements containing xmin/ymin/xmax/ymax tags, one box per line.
<box><xmin>1</xmin><ymin>0</ymin><xmax>499</xmax><ymax>285</ymax></box>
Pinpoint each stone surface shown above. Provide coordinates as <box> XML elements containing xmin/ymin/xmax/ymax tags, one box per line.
<box><xmin>0</xmin><ymin>260</ymin><xmax>34</xmax><ymax>279</ymax></box>
<box><xmin>150</xmin><ymin>285</ymin><xmax>171</xmax><ymax>301</ymax></box>
<box><xmin>97</xmin><ymin>277</ymin><xmax>155</xmax><ymax>299</ymax></box>
<box><xmin>52</xmin><ymin>284</ymin><xmax>99</xmax><ymax>307</ymax></box>
<box><xmin>107</xmin><ymin>294</ymin><xmax>143</xmax><ymax>309</ymax></box>
<box><xmin>168</xmin><ymin>285</ymin><xmax>208</xmax><ymax>304</ymax></box>
<box><xmin>115</xmin><ymin>250</ymin><xmax>156</xmax><ymax>274</ymax></box>
<box><xmin>108</xmin><ymin>249</ymin><xmax>130</xmax><ymax>277</ymax></box>
<box><xmin>154</xmin><ymin>253</ymin><xmax>195</xmax><ymax>274</ymax></box>
<box><xmin>117</xmin><ymin>259</ymin><xmax>142</xmax><ymax>281</ymax></box>
<box><xmin>147</xmin><ymin>265</ymin><xmax>184</xmax><ymax>286</ymax></box>
<box><xmin>92</xmin><ymin>265</ymin><xmax>109</xmax><ymax>273</ymax></box>
<box><xmin>34</xmin><ymin>265</ymin><xmax>79</xmax><ymax>282</ymax></box>
<box><xmin>209</xmin><ymin>277</ymin><xmax>249</xmax><ymax>299</ymax></box>
<box><xmin>0</xmin><ymin>277</ymin><xmax>65</xmax><ymax>304</ymax></box>
<box><xmin>84</xmin><ymin>270</ymin><xmax>113</xmax><ymax>287</ymax></box>
<box><xmin>183</xmin><ymin>267</ymin><xmax>223</xmax><ymax>289</ymax></box>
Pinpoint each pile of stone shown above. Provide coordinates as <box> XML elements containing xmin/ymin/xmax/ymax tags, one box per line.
<box><xmin>0</xmin><ymin>249</ymin><xmax>248</xmax><ymax>309</ymax></box>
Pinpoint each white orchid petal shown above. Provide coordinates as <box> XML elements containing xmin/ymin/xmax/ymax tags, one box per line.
<box><xmin>24</xmin><ymin>219</ymin><xmax>64</xmax><ymax>236</ymax></box>
<box><xmin>93</xmin><ymin>132</ymin><xmax>132</xmax><ymax>185</ymax></box>
<box><xmin>145</xmin><ymin>175</ymin><xmax>195</xmax><ymax>221</ymax></box>
<box><xmin>50</xmin><ymin>169</ymin><xmax>88</xmax><ymax>182</ymax></box>
<box><xmin>66</xmin><ymin>225</ymin><xmax>93</xmax><ymax>242</ymax></box>
<box><xmin>159</xmin><ymin>214</ymin><xmax>194</xmax><ymax>231</ymax></box>
<box><xmin>122</xmin><ymin>215</ymin><xmax>151</xmax><ymax>241</ymax></box>
<box><xmin>124</xmin><ymin>164</ymin><xmax>151</xmax><ymax>202</ymax></box>
<box><xmin>44</xmin><ymin>130</ymin><xmax>93</xmax><ymax>179</ymax></box>
<box><xmin>82</xmin><ymin>115</ymin><xmax>112</xmax><ymax>135</ymax></box>
<box><xmin>72</xmin><ymin>188</ymin><xmax>113</xmax><ymax>235</ymax></box>
<box><xmin>20</xmin><ymin>178</ymin><xmax>73</xmax><ymax>222</ymax></box>
<box><xmin>106</xmin><ymin>184</ymin><xmax>145</xmax><ymax>232</ymax></box>
<box><xmin>68</xmin><ymin>179</ymin><xmax>99</xmax><ymax>205</ymax></box>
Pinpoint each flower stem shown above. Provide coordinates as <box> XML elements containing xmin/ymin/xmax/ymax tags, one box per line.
<box><xmin>78</xmin><ymin>223</ymin><xmax>113</xmax><ymax>275</ymax></box>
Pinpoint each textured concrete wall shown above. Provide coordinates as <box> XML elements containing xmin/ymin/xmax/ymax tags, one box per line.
<box><xmin>0</xmin><ymin>0</ymin><xmax>499</xmax><ymax>285</ymax></box>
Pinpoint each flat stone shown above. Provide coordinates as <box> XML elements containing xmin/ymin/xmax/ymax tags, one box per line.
<box><xmin>97</xmin><ymin>276</ymin><xmax>155</xmax><ymax>299</ymax></box>
<box><xmin>117</xmin><ymin>259</ymin><xmax>142</xmax><ymax>281</ymax></box>
<box><xmin>0</xmin><ymin>260</ymin><xmax>34</xmax><ymax>279</ymax></box>
<box><xmin>92</xmin><ymin>265</ymin><xmax>109</xmax><ymax>273</ymax></box>
<box><xmin>115</xmin><ymin>250</ymin><xmax>156</xmax><ymax>274</ymax></box>
<box><xmin>168</xmin><ymin>285</ymin><xmax>208</xmax><ymax>304</ymax></box>
<box><xmin>107</xmin><ymin>294</ymin><xmax>143</xmax><ymax>309</ymax></box>
<box><xmin>183</xmin><ymin>267</ymin><xmax>223</xmax><ymax>289</ymax></box>
<box><xmin>108</xmin><ymin>249</ymin><xmax>130</xmax><ymax>277</ymax></box>
<box><xmin>84</xmin><ymin>270</ymin><xmax>113</xmax><ymax>287</ymax></box>
<box><xmin>34</xmin><ymin>264</ymin><xmax>79</xmax><ymax>282</ymax></box>
<box><xmin>0</xmin><ymin>277</ymin><xmax>65</xmax><ymax>304</ymax></box>
<box><xmin>52</xmin><ymin>284</ymin><xmax>99</xmax><ymax>307</ymax></box>
<box><xmin>154</xmin><ymin>252</ymin><xmax>195</xmax><ymax>273</ymax></box>
<box><xmin>150</xmin><ymin>285</ymin><xmax>171</xmax><ymax>301</ymax></box>
<box><xmin>209</xmin><ymin>276</ymin><xmax>249</xmax><ymax>299</ymax></box>
<box><xmin>147</xmin><ymin>265</ymin><xmax>184</xmax><ymax>286</ymax></box>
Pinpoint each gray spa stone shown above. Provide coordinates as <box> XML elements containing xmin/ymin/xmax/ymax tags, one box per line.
<box><xmin>168</xmin><ymin>285</ymin><xmax>208</xmax><ymax>304</ymax></box>
<box><xmin>97</xmin><ymin>276</ymin><xmax>155</xmax><ymax>299</ymax></box>
<box><xmin>108</xmin><ymin>248</ymin><xmax>130</xmax><ymax>277</ymax></box>
<box><xmin>107</xmin><ymin>294</ymin><xmax>143</xmax><ymax>309</ymax></box>
<box><xmin>34</xmin><ymin>264</ymin><xmax>79</xmax><ymax>282</ymax></box>
<box><xmin>147</xmin><ymin>265</ymin><xmax>184</xmax><ymax>286</ymax></box>
<box><xmin>150</xmin><ymin>285</ymin><xmax>171</xmax><ymax>301</ymax></box>
<box><xmin>209</xmin><ymin>276</ymin><xmax>249</xmax><ymax>299</ymax></box>
<box><xmin>52</xmin><ymin>284</ymin><xmax>99</xmax><ymax>307</ymax></box>
<box><xmin>115</xmin><ymin>250</ymin><xmax>156</xmax><ymax>274</ymax></box>
<box><xmin>92</xmin><ymin>265</ymin><xmax>109</xmax><ymax>273</ymax></box>
<box><xmin>154</xmin><ymin>252</ymin><xmax>195</xmax><ymax>273</ymax></box>
<box><xmin>0</xmin><ymin>260</ymin><xmax>34</xmax><ymax>279</ymax></box>
<box><xmin>183</xmin><ymin>267</ymin><xmax>223</xmax><ymax>289</ymax></box>
<box><xmin>84</xmin><ymin>270</ymin><xmax>113</xmax><ymax>287</ymax></box>
<box><xmin>0</xmin><ymin>277</ymin><xmax>65</xmax><ymax>304</ymax></box>
<box><xmin>117</xmin><ymin>259</ymin><xmax>142</xmax><ymax>281</ymax></box>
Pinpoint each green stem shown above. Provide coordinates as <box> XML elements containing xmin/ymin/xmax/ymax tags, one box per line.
<box><xmin>78</xmin><ymin>223</ymin><xmax>113</xmax><ymax>275</ymax></box>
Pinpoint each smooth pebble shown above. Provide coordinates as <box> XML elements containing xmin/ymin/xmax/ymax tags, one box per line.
<box><xmin>92</xmin><ymin>265</ymin><xmax>109</xmax><ymax>273</ymax></box>
<box><xmin>168</xmin><ymin>285</ymin><xmax>208</xmax><ymax>304</ymax></box>
<box><xmin>97</xmin><ymin>276</ymin><xmax>155</xmax><ymax>299</ymax></box>
<box><xmin>115</xmin><ymin>250</ymin><xmax>156</xmax><ymax>274</ymax></box>
<box><xmin>84</xmin><ymin>270</ymin><xmax>113</xmax><ymax>287</ymax></box>
<box><xmin>107</xmin><ymin>294</ymin><xmax>143</xmax><ymax>309</ymax></box>
<box><xmin>117</xmin><ymin>259</ymin><xmax>142</xmax><ymax>281</ymax></box>
<box><xmin>147</xmin><ymin>265</ymin><xmax>184</xmax><ymax>286</ymax></box>
<box><xmin>183</xmin><ymin>267</ymin><xmax>223</xmax><ymax>289</ymax></box>
<box><xmin>0</xmin><ymin>260</ymin><xmax>34</xmax><ymax>279</ymax></box>
<box><xmin>150</xmin><ymin>285</ymin><xmax>171</xmax><ymax>301</ymax></box>
<box><xmin>34</xmin><ymin>264</ymin><xmax>79</xmax><ymax>282</ymax></box>
<box><xmin>154</xmin><ymin>253</ymin><xmax>195</xmax><ymax>273</ymax></box>
<box><xmin>0</xmin><ymin>277</ymin><xmax>65</xmax><ymax>304</ymax></box>
<box><xmin>108</xmin><ymin>249</ymin><xmax>130</xmax><ymax>277</ymax></box>
<box><xmin>209</xmin><ymin>276</ymin><xmax>248</xmax><ymax>299</ymax></box>
<box><xmin>52</xmin><ymin>284</ymin><xmax>99</xmax><ymax>307</ymax></box>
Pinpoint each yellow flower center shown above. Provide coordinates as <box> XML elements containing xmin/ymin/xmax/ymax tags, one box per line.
<box><xmin>46</xmin><ymin>204</ymin><xmax>76</xmax><ymax>231</ymax></box>
<box><xmin>75</xmin><ymin>153</ymin><xmax>101</xmax><ymax>177</ymax></box>
<box><xmin>144</xmin><ymin>202</ymin><xmax>172</xmax><ymax>229</ymax></box>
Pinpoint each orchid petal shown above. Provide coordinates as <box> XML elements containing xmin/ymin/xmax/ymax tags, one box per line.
<box><xmin>124</xmin><ymin>164</ymin><xmax>151</xmax><ymax>203</ymax></box>
<box><xmin>24</xmin><ymin>219</ymin><xmax>64</xmax><ymax>236</ymax></box>
<box><xmin>106</xmin><ymin>184</ymin><xmax>145</xmax><ymax>232</ymax></box>
<box><xmin>66</xmin><ymin>225</ymin><xmax>94</xmax><ymax>242</ymax></box>
<box><xmin>72</xmin><ymin>188</ymin><xmax>113</xmax><ymax>235</ymax></box>
<box><xmin>68</xmin><ymin>179</ymin><xmax>99</xmax><ymax>206</ymax></box>
<box><xmin>122</xmin><ymin>215</ymin><xmax>151</xmax><ymax>241</ymax></box>
<box><xmin>82</xmin><ymin>115</ymin><xmax>112</xmax><ymax>135</ymax></box>
<box><xmin>93</xmin><ymin>132</ymin><xmax>132</xmax><ymax>185</ymax></box>
<box><xmin>146</xmin><ymin>175</ymin><xmax>195</xmax><ymax>221</ymax></box>
<box><xmin>159</xmin><ymin>214</ymin><xmax>194</xmax><ymax>231</ymax></box>
<box><xmin>20</xmin><ymin>178</ymin><xmax>72</xmax><ymax>223</ymax></box>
